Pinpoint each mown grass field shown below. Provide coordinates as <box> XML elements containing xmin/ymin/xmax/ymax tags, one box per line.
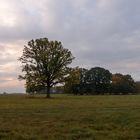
<box><xmin>0</xmin><ymin>94</ymin><xmax>140</xmax><ymax>140</ymax></box>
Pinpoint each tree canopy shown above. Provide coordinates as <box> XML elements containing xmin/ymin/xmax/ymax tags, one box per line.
<box><xmin>63</xmin><ymin>67</ymin><xmax>137</xmax><ymax>95</ymax></box>
<box><xmin>64</xmin><ymin>67</ymin><xmax>80</xmax><ymax>93</ymax></box>
<box><xmin>64</xmin><ymin>67</ymin><xmax>112</xmax><ymax>94</ymax></box>
<box><xmin>85</xmin><ymin>67</ymin><xmax>112</xmax><ymax>94</ymax></box>
<box><xmin>19</xmin><ymin>38</ymin><xmax>74</xmax><ymax>98</ymax></box>
<box><xmin>111</xmin><ymin>73</ymin><xmax>136</xmax><ymax>94</ymax></box>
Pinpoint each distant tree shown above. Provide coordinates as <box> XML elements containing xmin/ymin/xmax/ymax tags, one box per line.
<box><xmin>64</xmin><ymin>67</ymin><xmax>112</xmax><ymax>95</ymax></box>
<box><xmin>111</xmin><ymin>73</ymin><xmax>136</xmax><ymax>94</ymax></box>
<box><xmin>78</xmin><ymin>68</ymin><xmax>89</xmax><ymax>94</ymax></box>
<box><xmin>63</xmin><ymin>67</ymin><xmax>136</xmax><ymax>95</ymax></box>
<box><xmin>85</xmin><ymin>67</ymin><xmax>112</xmax><ymax>94</ymax></box>
<box><xmin>64</xmin><ymin>67</ymin><xmax>90</xmax><ymax>94</ymax></box>
<box><xmin>64</xmin><ymin>67</ymin><xmax>80</xmax><ymax>94</ymax></box>
<box><xmin>19</xmin><ymin>38</ymin><xmax>74</xmax><ymax>98</ymax></box>
<box><xmin>135</xmin><ymin>81</ymin><xmax>140</xmax><ymax>93</ymax></box>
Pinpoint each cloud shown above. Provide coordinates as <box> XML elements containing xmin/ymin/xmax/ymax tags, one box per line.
<box><xmin>0</xmin><ymin>0</ymin><xmax>140</xmax><ymax>92</ymax></box>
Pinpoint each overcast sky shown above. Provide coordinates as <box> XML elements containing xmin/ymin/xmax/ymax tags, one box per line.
<box><xmin>0</xmin><ymin>0</ymin><xmax>140</xmax><ymax>93</ymax></box>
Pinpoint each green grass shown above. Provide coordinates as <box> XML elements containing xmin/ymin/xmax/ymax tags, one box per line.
<box><xmin>0</xmin><ymin>94</ymin><xmax>140</xmax><ymax>139</ymax></box>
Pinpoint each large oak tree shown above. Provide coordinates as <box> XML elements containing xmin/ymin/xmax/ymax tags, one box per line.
<box><xmin>19</xmin><ymin>38</ymin><xmax>74</xmax><ymax>98</ymax></box>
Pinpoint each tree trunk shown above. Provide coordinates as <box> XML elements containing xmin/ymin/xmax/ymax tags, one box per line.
<box><xmin>46</xmin><ymin>86</ymin><xmax>51</xmax><ymax>98</ymax></box>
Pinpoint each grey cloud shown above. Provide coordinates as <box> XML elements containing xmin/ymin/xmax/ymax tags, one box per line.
<box><xmin>0</xmin><ymin>0</ymin><xmax>140</xmax><ymax>92</ymax></box>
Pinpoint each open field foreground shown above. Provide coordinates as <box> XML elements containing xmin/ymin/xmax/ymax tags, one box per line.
<box><xmin>0</xmin><ymin>95</ymin><xmax>140</xmax><ymax>139</ymax></box>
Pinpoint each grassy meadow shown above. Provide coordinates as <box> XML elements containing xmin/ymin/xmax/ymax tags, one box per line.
<box><xmin>0</xmin><ymin>94</ymin><xmax>140</xmax><ymax>139</ymax></box>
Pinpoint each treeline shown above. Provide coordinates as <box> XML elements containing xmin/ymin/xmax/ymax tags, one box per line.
<box><xmin>64</xmin><ymin>67</ymin><xmax>137</xmax><ymax>95</ymax></box>
<box><xmin>19</xmin><ymin>38</ymin><xmax>139</xmax><ymax>98</ymax></box>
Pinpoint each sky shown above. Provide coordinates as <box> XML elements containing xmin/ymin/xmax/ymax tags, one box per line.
<box><xmin>0</xmin><ymin>0</ymin><xmax>140</xmax><ymax>93</ymax></box>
